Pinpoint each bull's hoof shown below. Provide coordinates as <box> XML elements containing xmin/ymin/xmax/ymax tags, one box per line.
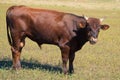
<box><xmin>69</xmin><ymin>68</ymin><xmax>74</xmax><ymax>74</ymax></box>
<box><xmin>69</xmin><ymin>70</ymin><xmax>74</xmax><ymax>74</ymax></box>
<box><xmin>63</xmin><ymin>69</ymin><xmax>68</xmax><ymax>75</ymax></box>
<box><xmin>12</xmin><ymin>65</ymin><xmax>21</xmax><ymax>70</ymax></box>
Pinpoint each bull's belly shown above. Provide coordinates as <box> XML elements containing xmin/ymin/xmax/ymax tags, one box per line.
<box><xmin>26</xmin><ymin>33</ymin><xmax>59</xmax><ymax>45</ymax></box>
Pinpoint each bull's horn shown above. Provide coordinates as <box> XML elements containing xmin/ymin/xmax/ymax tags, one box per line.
<box><xmin>84</xmin><ymin>16</ymin><xmax>89</xmax><ymax>20</ymax></box>
<box><xmin>100</xmin><ymin>18</ymin><xmax>104</xmax><ymax>22</ymax></box>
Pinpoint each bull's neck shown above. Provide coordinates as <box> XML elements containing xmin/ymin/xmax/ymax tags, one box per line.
<box><xmin>76</xmin><ymin>28</ymin><xmax>88</xmax><ymax>49</ymax></box>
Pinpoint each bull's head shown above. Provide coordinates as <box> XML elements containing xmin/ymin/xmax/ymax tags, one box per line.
<box><xmin>84</xmin><ymin>16</ymin><xmax>110</xmax><ymax>44</ymax></box>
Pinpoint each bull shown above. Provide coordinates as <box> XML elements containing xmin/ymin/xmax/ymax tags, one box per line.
<box><xmin>6</xmin><ymin>5</ymin><xmax>109</xmax><ymax>74</ymax></box>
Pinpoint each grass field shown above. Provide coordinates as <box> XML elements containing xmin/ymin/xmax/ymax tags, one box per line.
<box><xmin>0</xmin><ymin>0</ymin><xmax>120</xmax><ymax>80</ymax></box>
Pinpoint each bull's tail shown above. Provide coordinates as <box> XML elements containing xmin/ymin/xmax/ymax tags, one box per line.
<box><xmin>6</xmin><ymin>8</ymin><xmax>13</xmax><ymax>46</ymax></box>
<box><xmin>6</xmin><ymin>18</ymin><xmax>12</xmax><ymax>46</ymax></box>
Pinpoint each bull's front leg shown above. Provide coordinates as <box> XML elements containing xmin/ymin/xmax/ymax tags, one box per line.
<box><xmin>69</xmin><ymin>51</ymin><xmax>75</xmax><ymax>73</ymax></box>
<box><xmin>60</xmin><ymin>45</ymin><xmax>70</xmax><ymax>74</ymax></box>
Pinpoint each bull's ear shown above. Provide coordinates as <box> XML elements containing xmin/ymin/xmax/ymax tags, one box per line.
<box><xmin>101</xmin><ymin>24</ymin><xmax>110</xmax><ymax>30</ymax></box>
<box><xmin>79</xmin><ymin>22</ymin><xmax>86</xmax><ymax>28</ymax></box>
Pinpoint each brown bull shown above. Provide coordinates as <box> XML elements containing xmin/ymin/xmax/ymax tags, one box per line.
<box><xmin>6</xmin><ymin>5</ymin><xmax>109</xmax><ymax>74</ymax></box>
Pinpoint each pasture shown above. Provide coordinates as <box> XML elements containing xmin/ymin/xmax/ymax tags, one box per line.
<box><xmin>0</xmin><ymin>0</ymin><xmax>120</xmax><ymax>80</ymax></box>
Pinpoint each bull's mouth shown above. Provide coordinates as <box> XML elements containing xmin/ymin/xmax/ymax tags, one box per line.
<box><xmin>89</xmin><ymin>37</ymin><xmax>98</xmax><ymax>45</ymax></box>
<box><xmin>89</xmin><ymin>40</ymin><xmax>96</xmax><ymax>45</ymax></box>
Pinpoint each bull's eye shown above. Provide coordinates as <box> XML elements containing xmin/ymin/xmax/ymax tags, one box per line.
<box><xmin>88</xmin><ymin>31</ymin><xmax>92</xmax><ymax>37</ymax></box>
<box><xmin>87</xmin><ymin>27</ymin><xmax>92</xmax><ymax>31</ymax></box>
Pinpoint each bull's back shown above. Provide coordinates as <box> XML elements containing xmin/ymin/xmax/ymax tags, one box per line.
<box><xmin>6</xmin><ymin>5</ymin><xmax>66</xmax><ymax>28</ymax></box>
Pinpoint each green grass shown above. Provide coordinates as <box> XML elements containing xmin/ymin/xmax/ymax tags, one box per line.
<box><xmin>0</xmin><ymin>1</ymin><xmax>120</xmax><ymax>80</ymax></box>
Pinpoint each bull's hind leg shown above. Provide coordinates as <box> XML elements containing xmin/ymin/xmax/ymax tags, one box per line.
<box><xmin>11</xmin><ymin>32</ymin><xmax>25</xmax><ymax>70</ymax></box>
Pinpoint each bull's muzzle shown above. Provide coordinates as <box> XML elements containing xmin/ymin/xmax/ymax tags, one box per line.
<box><xmin>89</xmin><ymin>37</ymin><xmax>98</xmax><ymax>45</ymax></box>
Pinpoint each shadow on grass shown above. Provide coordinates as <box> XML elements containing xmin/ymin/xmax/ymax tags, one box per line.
<box><xmin>0</xmin><ymin>58</ymin><xmax>62</xmax><ymax>73</ymax></box>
